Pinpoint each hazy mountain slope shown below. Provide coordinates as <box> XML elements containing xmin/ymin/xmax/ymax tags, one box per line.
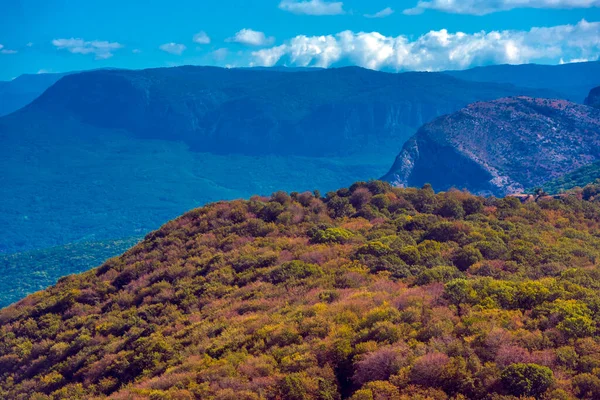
<box><xmin>0</xmin><ymin>112</ymin><xmax>388</xmax><ymax>255</ymax></box>
<box><xmin>2</xmin><ymin>183</ymin><xmax>600</xmax><ymax>399</ymax></box>
<box><xmin>0</xmin><ymin>72</ymin><xmax>68</xmax><ymax>117</ymax></box>
<box><xmin>0</xmin><ymin>237</ymin><xmax>141</xmax><ymax>308</ymax></box>
<box><xmin>446</xmin><ymin>61</ymin><xmax>600</xmax><ymax>103</ymax></box>
<box><xmin>22</xmin><ymin>66</ymin><xmax>557</xmax><ymax>157</ymax></box>
<box><xmin>383</xmin><ymin>97</ymin><xmax>600</xmax><ymax>196</ymax></box>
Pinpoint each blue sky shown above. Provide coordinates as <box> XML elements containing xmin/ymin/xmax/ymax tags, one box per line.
<box><xmin>0</xmin><ymin>0</ymin><xmax>599</xmax><ymax>80</ymax></box>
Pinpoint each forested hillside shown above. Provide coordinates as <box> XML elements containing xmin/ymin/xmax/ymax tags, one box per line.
<box><xmin>540</xmin><ymin>163</ymin><xmax>600</xmax><ymax>194</ymax></box>
<box><xmin>3</xmin><ymin>182</ymin><xmax>600</xmax><ymax>399</ymax></box>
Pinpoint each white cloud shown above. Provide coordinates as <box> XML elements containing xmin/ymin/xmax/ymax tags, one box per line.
<box><xmin>193</xmin><ymin>31</ymin><xmax>211</xmax><ymax>45</ymax></box>
<box><xmin>404</xmin><ymin>0</ymin><xmax>600</xmax><ymax>15</ymax></box>
<box><xmin>227</xmin><ymin>29</ymin><xmax>275</xmax><ymax>46</ymax></box>
<box><xmin>159</xmin><ymin>42</ymin><xmax>187</xmax><ymax>55</ymax></box>
<box><xmin>37</xmin><ymin>69</ymin><xmax>51</xmax><ymax>74</ymax></box>
<box><xmin>279</xmin><ymin>0</ymin><xmax>345</xmax><ymax>15</ymax></box>
<box><xmin>560</xmin><ymin>57</ymin><xmax>591</xmax><ymax>64</ymax></box>
<box><xmin>132</xmin><ymin>49</ymin><xmax>142</xmax><ymax>54</ymax></box>
<box><xmin>52</xmin><ymin>38</ymin><xmax>123</xmax><ymax>59</ymax></box>
<box><xmin>251</xmin><ymin>20</ymin><xmax>600</xmax><ymax>71</ymax></box>
<box><xmin>26</xmin><ymin>42</ymin><xmax>33</xmax><ymax>47</ymax></box>
<box><xmin>212</xmin><ymin>48</ymin><xmax>229</xmax><ymax>61</ymax></box>
<box><xmin>365</xmin><ymin>7</ymin><xmax>394</xmax><ymax>18</ymax></box>
<box><xmin>0</xmin><ymin>44</ymin><xmax>17</xmax><ymax>54</ymax></box>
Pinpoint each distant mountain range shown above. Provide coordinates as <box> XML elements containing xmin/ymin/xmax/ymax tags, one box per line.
<box><xmin>3</xmin><ymin>61</ymin><xmax>599</xmax><ymax>118</ymax></box>
<box><xmin>445</xmin><ymin>61</ymin><xmax>600</xmax><ymax>103</ymax></box>
<box><xmin>383</xmin><ymin>96</ymin><xmax>600</xmax><ymax>196</ymax></box>
<box><xmin>0</xmin><ymin>72</ymin><xmax>68</xmax><ymax>117</ymax></box>
<box><xmin>19</xmin><ymin>66</ymin><xmax>558</xmax><ymax>157</ymax></box>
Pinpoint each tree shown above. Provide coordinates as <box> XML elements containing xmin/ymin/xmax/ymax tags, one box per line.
<box><xmin>500</xmin><ymin>363</ymin><xmax>554</xmax><ymax>398</ymax></box>
<box><xmin>353</xmin><ymin>346</ymin><xmax>406</xmax><ymax>386</ymax></box>
<box><xmin>572</xmin><ymin>373</ymin><xmax>600</xmax><ymax>399</ymax></box>
<box><xmin>436</xmin><ymin>197</ymin><xmax>465</xmax><ymax>219</ymax></box>
<box><xmin>410</xmin><ymin>353</ymin><xmax>450</xmax><ymax>387</ymax></box>
<box><xmin>444</xmin><ymin>279</ymin><xmax>477</xmax><ymax>315</ymax></box>
<box><xmin>453</xmin><ymin>246</ymin><xmax>483</xmax><ymax>271</ymax></box>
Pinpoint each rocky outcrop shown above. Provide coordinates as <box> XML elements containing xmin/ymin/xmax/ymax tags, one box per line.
<box><xmin>383</xmin><ymin>97</ymin><xmax>600</xmax><ymax>196</ymax></box>
<box><xmin>586</xmin><ymin>86</ymin><xmax>600</xmax><ymax>109</ymax></box>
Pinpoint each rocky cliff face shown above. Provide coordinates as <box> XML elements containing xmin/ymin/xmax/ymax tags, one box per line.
<box><xmin>586</xmin><ymin>86</ymin><xmax>600</xmax><ymax>109</ymax></box>
<box><xmin>383</xmin><ymin>97</ymin><xmax>600</xmax><ymax>196</ymax></box>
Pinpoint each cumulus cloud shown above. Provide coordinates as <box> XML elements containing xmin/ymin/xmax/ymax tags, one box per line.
<box><xmin>193</xmin><ymin>31</ymin><xmax>211</xmax><ymax>45</ymax></box>
<box><xmin>365</xmin><ymin>7</ymin><xmax>394</xmax><ymax>18</ymax></box>
<box><xmin>279</xmin><ymin>0</ymin><xmax>345</xmax><ymax>15</ymax></box>
<box><xmin>159</xmin><ymin>42</ymin><xmax>187</xmax><ymax>55</ymax></box>
<box><xmin>227</xmin><ymin>29</ymin><xmax>275</xmax><ymax>46</ymax></box>
<box><xmin>251</xmin><ymin>19</ymin><xmax>600</xmax><ymax>71</ymax></box>
<box><xmin>404</xmin><ymin>0</ymin><xmax>600</xmax><ymax>15</ymax></box>
<box><xmin>52</xmin><ymin>38</ymin><xmax>123</xmax><ymax>59</ymax></box>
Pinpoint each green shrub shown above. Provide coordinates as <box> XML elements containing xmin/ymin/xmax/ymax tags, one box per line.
<box><xmin>311</xmin><ymin>228</ymin><xmax>354</xmax><ymax>244</ymax></box>
<box><xmin>501</xmin><ymin>363</ymin><xmax>554</xmax><ymax>397</ymax></box>
<box><xmin>269</xmin><ymin>261</ymin><xmax>323</xmax><ymax>284</ymax></box>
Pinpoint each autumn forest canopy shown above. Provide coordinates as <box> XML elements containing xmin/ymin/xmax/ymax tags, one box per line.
<box><xmin>3</xmin><ymin>181</ymin><xmax>600</xmax><ymax>399</ymax></box>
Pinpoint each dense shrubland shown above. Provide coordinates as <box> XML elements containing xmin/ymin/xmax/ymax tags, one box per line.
<box><xmin>539</xmin><ymin>162</ymin><xmax>600</xmax><ymax>194</ymax></box>
<box><xmin>3</xmin><ymin>182</ymin><xmax>600</xmax><ymax>399</ymax></box>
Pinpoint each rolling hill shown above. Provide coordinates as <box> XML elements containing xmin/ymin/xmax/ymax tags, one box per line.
<box><xmin>2</xmin><ymin>182</ymin><xmax>600</xmax><ymax>399</ymax></box>
<box><xmin>382</xmin><ymin>97</ymin><xmax>600</xmax><ymax>196</ymax></box>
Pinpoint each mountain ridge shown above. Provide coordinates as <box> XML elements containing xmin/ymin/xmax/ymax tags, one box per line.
<box><xmin>19</xmin><ymin>66</ymin><xmax>560</xmax><ymax>157</ymax></box>
<box><xmin>445</xmin><ymin>61</ymin><xmax>600</xmax><ymax>103</ymax></box>
<box><xmin>382</xmin><ymin>96</ymin><xmax>600</xmax><ymax>195</ymax></box>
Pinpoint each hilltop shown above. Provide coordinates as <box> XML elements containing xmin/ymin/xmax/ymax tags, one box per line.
<box><xmin>2</xmin><ymin>182</ymin><xmax>600</xmax><ymax>399</ymax></box>
<box><xmin>383</xmin><ymin>97</ymin><xmax>600</xmax><ymax>196</ymax></box>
